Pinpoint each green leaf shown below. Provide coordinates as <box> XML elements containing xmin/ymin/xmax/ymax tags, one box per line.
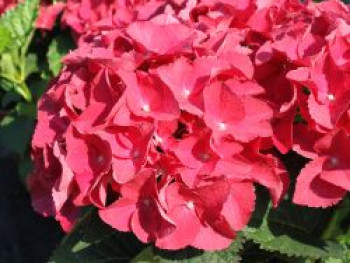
<box><xmin>321</xmin><ymin>198</ymin><xmax>350</xmax><ymax>240</ymax></box>
<box><xmin>0</xmin><ymin>0</ymin><xmax>39</xmax><ymax>49</ymax></box>
<box><xmin>0</xmin><ymin>0</ymin><xmax>38</xmax><ymax>101</ymax></box>
<box><xmin>243</xmin><ymin>225</ymin><xmax>343</xmax><ymax>260</ymax></box>
<box><xmin>9</xmin><ymin>82</ymin><xmax>32</xmax><ymax>102</ymax></box>
<box><xmin>242</xmin><ymin>192</ymin><xmax>344</xmax><ymax>260</ymax></box>
<box><xmin>0</xmin><ymin>53</ymin><xmax>17</xmax><ymax>80</ymax></box>
<box><xmin>15</xmin><ymin>102</ymin><xmax>36</xmax><ymax>118</ymax></box>
<box><xmin>0</xmin><ymin>115</ymin><xmax>35</xmax><ymax>156</ymax></box>
<box><xmin>50</xmin><ymin>210</ymin><xmax>145</xmax><ymax>263</ymax></box>
<box><xmin>51</xmin><ymin>209</ymin><xmax>244</xmax><ymax>263</ymax></box>
<box><xmin>1</xmin><ymin>90</ymin><xmax>21</xmax><ymax>108</ymax></box>
<box><xmin>132</xmin><ymin>234</ymin><xmax>244</xmax><ymax>263</ymax></box>
<box><xmin>323</xmin><ymin>259</ymin><xmax>344</xmax><ymax>263</ymax></box>
<box><xmin>48</xmin><ymin>33</ymin><xmax>75</xmax><ymax>76</ymax></box>
<box><xmin>28</xmin><ymin>77</ymin><xmax>49</xmax><ymax>100</ymax></box>
<box><xmin>0</xmin><ymin>79</ymin><xmax>18</xmax><ymax>93</ymax></box>
<box><xmin>18</xmin><ymin>153</ymin><xmax>33</xmax><ymax>184</ymax></box>
<box><xmin>25</xmin><ymin>53</ymin><xmax>39</xmax><ymax>78</ymax></box>
<box><xmin>0</xmin><ymin>25</ymin><xmax>11</xmax><ymax>54</ymax></box>
<box><xmin>0</xmin><ymin>52</ymin><xmax>33</xmax><ymax>101</ymax></box>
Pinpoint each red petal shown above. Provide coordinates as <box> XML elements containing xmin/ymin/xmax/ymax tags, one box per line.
<box><xmin>222</xmin><ymin>181</ymin><xmax>255</xmax><ymax>231</ymax></box>
<box><xmin>190</xmin><ymin>224</ymin><xmax>233</xmax><ymax>251</ymax></box>
<box><xmin>126</xmin><ymin>21</ymin><xmax>195</xmax><ymax>54</ymax></box>
<box><xmin>99</xmin><ymin>199</ymin><xmax>136</xmax><ymax>232</ymax></box>
<box><xmin>293</xmin><ymin>158</ymin><xmax>346</xmax><ymax>208</ymax></box>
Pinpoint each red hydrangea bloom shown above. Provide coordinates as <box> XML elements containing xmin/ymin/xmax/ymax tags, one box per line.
<box><xmin>28</xmin><ymin>144</ymin><xmax>79</xmax><ymax>232</ymax></box>
<box><xmin>155</xmin><ymin>178</ymin><xmax>254</xmax><ymax>251</ymax></box>
<box><xmin>293</xmin><ymin>129</ymin><xmax>350</xmax><ymax>207</ymax></box>
<box><xmin>99</xmin><ymin>169</ymin><xmax>176</xmax><ymax>243</ymax></box>
<box><xmin>28</xmin><ymin>0</ymin><xmax>350</xmax><ymax>251</ymax></box>
<box><xmin>36</xmin><ymin>1</ymin><xmax>66</xmax><ymax>30</ymax></box>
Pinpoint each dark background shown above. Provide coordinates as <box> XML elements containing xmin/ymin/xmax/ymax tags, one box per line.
<box><xmin>0</xmin><ymin>153</ymin><xmax>63</xmax><ymax>263</ymax></box>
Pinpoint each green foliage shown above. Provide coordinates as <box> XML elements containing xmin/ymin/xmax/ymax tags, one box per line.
<box><xmin>243</xmin><ymin>226</ymin><xmax>343</xmax><ymax>260</ymax></box>
<box><xmin>1</xmin><ymin>90</ymin><xmax>21</xmax><ymax>108</ymax></box>
<box><xmin>242</xmin><ymin>190</ymin><xmax>345</xmax><ymax>261</ymax></box>
<box><xmin>50</xmin><ymin>208</ymin><xmax>244</xmax><ymax>263</ymax></box>
<box><xmin>0</xmin><ymin>25</ymin><xmax>11</xmax><ymax>54</ymax></box>
<box><xmin>25</xmin><ymin>53</ymin><xmax>39</xmax><ymax>78</ymax></box>
<box><xmin>133</xmin><ymin>235</ymin><xmax>244</xmax><ymax>263</ymax></box>
<box><xmin>0</xmin><ymin>53</ymin><xmax>17</xmax><ymax>81</ymax></box>
<box><xmin>0</xmin><ymin>114</ymin><xmax>35</xmax><ymax>156</ymax></box>
<box><xmin>48</xmin><ymin>186</ymin><xmax>350</xmax><ymax>262</ymax></box>
<box><xmin>48</xmin><ymin>33</ymin><xmax>75</xmax><ymax>76</ymax></box>
<box><xmin>50</xmin><ymin>210</ymin><xmax>145</xmax><ymax>263</ymax></box>
<box><xmin>0</xmin><ymin>0</ymin><xmax>39</xmax><ymax>49</ymax></box>
<box><xmin>0</xmin><ymin>0</ymin><xmax>39</xmax><ymax>101</ymax></box>
<box><xmin>17</xmin><ymin>153</ymin><xmax>33</xmax><ymax>184</ymax></box>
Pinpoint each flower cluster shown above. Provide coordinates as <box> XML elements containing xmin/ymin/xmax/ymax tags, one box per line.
<box><xmin>28</xmin><ymin>0</ymin><xmax>350</xmax><ymax>251</ymax></box>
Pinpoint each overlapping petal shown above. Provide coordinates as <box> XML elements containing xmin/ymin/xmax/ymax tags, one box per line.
<box><xmin>27</xmin><ymin>0</ymin><xmax>350</xmax><ymax>251</ymax></box>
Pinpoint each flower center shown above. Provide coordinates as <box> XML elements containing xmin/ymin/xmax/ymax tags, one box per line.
<box><xmin>96</xmin><ymin>155</ymin><xmax>105</xmax><ymax>163</ymax></box>
<box><xmin>218</xmin><ymin>122</ymin><xmax>227</xmax><ymax>131</ymax></box>
<box><xmin>142</xmin><ymin>104</ymin><xmax>151</xmax><ymax>112</ymax></box>
<box><xmin>46</xmin><ymin>173</ymin><xmax>56</xmax><ymax>179</ymax></box>
<box><xmin>327</xmin><ymin>93</ymin><xmax>335</xmax><ymax>101</ymax></box>
<box><xmin>182</xmin><ymin>89</ymin><xmax>190</xmax><ymax>98</ymax></box>
<box><xmin>154</xmin><ymin>133</ymin><xmax>163</xmax><ymax>144</ymax></box>
<box><xmin>330</xmin><ymin>157</ymin><xmax>339</xmax><ymax>167</ymax></box>
<box><xmin>143</xmin><ymin>199</ymin><xmax>151</xmax><ymax>207</ymax></box>
<box><xmin>93</xmin><ymin>35</ymin><xmax>102</xmax><ymax>44</ymax></box>
<box><xmin>186</xmin><ymin>201</ymin><xmax>195</xmax><ymax>210</ymax></box>
<box><xmin>132</xmin><ymin>149</ymin><xmax>141</xmax><ymax>159</ymax></box>
<box><xmin>156</xmin><ymin>168</ymin><xmax>165</xmax><ymax>176</ymax></box>
<box><xmin>200</xmin><ymin>152</ymin><xmax>211</xmax><ymax>162</ymax></box>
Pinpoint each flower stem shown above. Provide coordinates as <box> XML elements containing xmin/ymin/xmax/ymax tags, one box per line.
<box><xmin>322</xmin><ymin>199</ymin><xmax>350</xmax><ymax>240</ymax></box>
